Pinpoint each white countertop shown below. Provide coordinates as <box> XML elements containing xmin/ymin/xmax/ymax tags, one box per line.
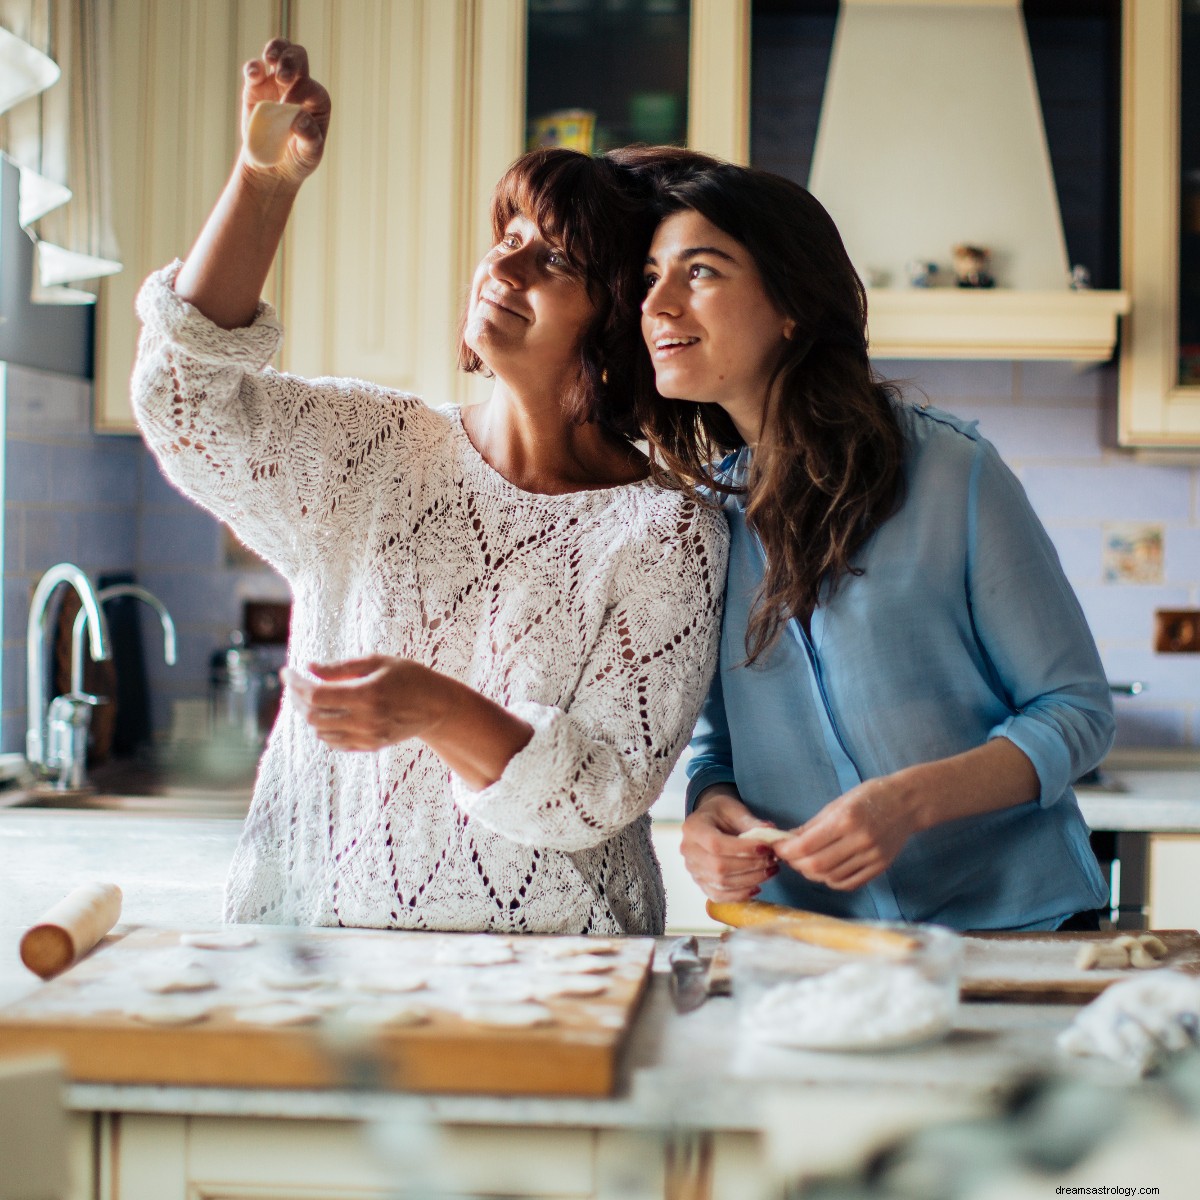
<box><xmin>0</xmin><ymin>809</ymin><xmax>1127</xmax><ymax>1131</ymax></box>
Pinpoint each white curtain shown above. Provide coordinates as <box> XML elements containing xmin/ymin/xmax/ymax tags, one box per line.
<box><xmin>0</xmin><ymin>0</ymin><xmax>121</xmax><ymax>304</ymax></box>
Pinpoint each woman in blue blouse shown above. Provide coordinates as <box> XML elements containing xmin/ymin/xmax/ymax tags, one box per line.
<box><xmin>628</xmin><ymin>152</ymin><xmax>1114</xmax><ymax>931</ymax></box>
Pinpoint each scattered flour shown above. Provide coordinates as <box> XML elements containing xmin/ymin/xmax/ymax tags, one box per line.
<box><xmin>744</xmin><ymin>962</ymin><xmax>955</xmax><ymax>1050</ymax></box>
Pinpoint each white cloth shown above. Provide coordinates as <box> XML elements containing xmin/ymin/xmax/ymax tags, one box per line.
<box><xmin>132</xmin><ymin>263</ymin><xmax>728</xmax><ymax>935</ymax></box>
<box><xmin>1057</xmin><ymin>971</ymin><xmax>1200</xmax><ymax>1074</ymax></box>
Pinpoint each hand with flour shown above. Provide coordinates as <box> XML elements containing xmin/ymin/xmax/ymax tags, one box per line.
<box><xmin>173</xmin><ymin>38</ymin><xmax>330</xmax><ymax>330</ymax></box>
<box><xmin>238</xmin><ymin>39</ymin><xmax>329</xmax><ymax>185</ymax></box>
<box><xmin>680</xmin><ymin>786</ymin><xmax>782</xmax><ymax>902</ymax></box>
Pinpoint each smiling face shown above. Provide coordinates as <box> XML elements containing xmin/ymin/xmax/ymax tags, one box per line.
<box><xmin>463</xmin><ymin>213</ymin><xmax>598</xmax><ymax>391</ymax></box>
<box><xmin>642</xmin><ymin>209</ymin><xmax>795</xmax><ymax>442</ymax></box>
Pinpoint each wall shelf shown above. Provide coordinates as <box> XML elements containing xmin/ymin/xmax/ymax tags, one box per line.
<box><xmin>865</xmin><ymin>288</ymin><xmax>1129</xmax><ymax>362</ymax></box>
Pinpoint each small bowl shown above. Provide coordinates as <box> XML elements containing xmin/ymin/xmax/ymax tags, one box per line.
<box><xmin>727</xmin><ymin>920</ymin><xmax>962</xmax><ymax>1052</ymax></box>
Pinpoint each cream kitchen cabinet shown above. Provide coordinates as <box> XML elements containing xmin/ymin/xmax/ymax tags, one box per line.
<box><xmin>99</xmin><ymin>1113</ymin><xmax>763</xmax><ymax>1200</ymax></box>
<box><xmin>94</xmin><ymin>0</ymin><xmax>748</xmax><ymax>429</ymax></box>
<box><xmin>1119</xmin><ymin>0</ymin><xmax>1200</xmax><ymax>447</ymax></box>
<box><xmin>96</xmin><ymin>0</ymin><xmax>282</xmax><ymax>432</ymax></box>
<box><xmin>1150</xmin><ymin>834</ymin><xmax>1200</xmax><ymax>929</ymax></box>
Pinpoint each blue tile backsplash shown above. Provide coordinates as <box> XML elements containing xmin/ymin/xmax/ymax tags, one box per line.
<box><xmin>3</xmin><ymin>355</ymin><xmax>1199</xmax><ymax>753</ymax></box>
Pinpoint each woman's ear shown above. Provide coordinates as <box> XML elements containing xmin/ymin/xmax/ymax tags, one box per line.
<box><xmin>782</xmin><ymin>317</ymin><xmax>797</xmax><ymax>340</ymax></box>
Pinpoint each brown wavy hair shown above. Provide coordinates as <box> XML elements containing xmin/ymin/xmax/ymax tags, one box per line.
<box><xmin>457</xmin><ymin>148</ymin><xmax>657</xmax><ymax>445</ymax></box>
<box><xmin>612</xmin><ymin>148</ymin><xmax>906</xmax><ymax>662</ymax></box>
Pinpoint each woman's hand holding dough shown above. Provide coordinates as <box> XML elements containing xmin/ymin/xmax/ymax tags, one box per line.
<box><xmin>239</xmin><ymin>39</ymin><xmax>329</xmax><ymax>187</ymax></box>
<box><xmin>680</xmin><ymin>789</ymin><xmax>782</xmax><ymax>903</ymax></box>
<box><xmin>772</xmin><ymin>776</ymin><xmax>918</xmax><ymax>892</ymax></box>
<box><xmin>283</xmin><ymin>657</ymin><xmax>449</xmax><ymax>752</ymax></box>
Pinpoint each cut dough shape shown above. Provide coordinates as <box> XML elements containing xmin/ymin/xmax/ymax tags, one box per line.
<box><xmin>1076</xmin><ymin>933</ymin><xmax>1171</xmax><ymax>972</ymax></box>
<box><xmin>346</xmin><ymin>972</ymin><xmax>427</xmax><ymax>995</ymax></box>
<box><xmin>129</xmin><ymin>999</ymin><xmax>213</xmax><ymax>1026</ymax></box>
<box><xmin>339</xmin><ymin>1002</ymin><xmax>430</xmax><ymax>1027</ymax></box>
<box><xmin>538</xmin><ymin>940</ymin><xmax>619</xmax><ymax>959</ymax></box>
<box><xmin>180</xmin><ymin>930</ymin><xmax>258</xmax><ymax>950</ymax></box>
<box><xmin>244</xmin><ymin>101</ymin><xmax>304</xmax><ymax>168</ymax></box>
<box><xmin>737</xmin><ymin>827</ymin><xmax>791</xmax><ymax>846</ymax></box>
<box><xmin>534</xmin><ymin>976</ymin><xmax>609</xmax><ymax>999</ymax></box>
<box><xmin>138</xmin><ymin>963</ymin><xmax>215</xmax><ymax>994</ymax></box>
<box><xmin>1138</xmin><ymin>933</ymin><xmax>1169</xmax><ymax>959</ymax></box>
<box><xmin>258</xmin><ymin>969</ymin><xmax>332</xmax><ymax>991</ymax></box>
<box><xmin>433</xmin><ymin>940</ymin><xmax>516</xmax><ymax>967</ymax></box>
<box><xmin>235</xmin><ymin>1003</ymin><xmax>321</xmax><ymax>1026</ymax></box>
<box><xmin>1075</xmin><ymin>943</ymin><xmax>1129</xmax><ymax>970</ymax></box>
<box><xmin>460</xmin><ymin>1002</ymin><xmax>553</xmax><ymax>1028</ymax></box>
<box><xmin>544</xmin><ymin>954</ymin><xmax>617</xmax><ymax>975</ymax></box>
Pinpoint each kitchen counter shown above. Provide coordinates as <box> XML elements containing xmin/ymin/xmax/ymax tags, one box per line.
<box><xmin>0</xmin><ymin>809</ymin><xmax>1120</xmax><ymax>1119</ymax></box>
<box><xmin>2</xmin><ymin>806</ymin><xmax>1192</xmax><ymax>1200</ymax></box>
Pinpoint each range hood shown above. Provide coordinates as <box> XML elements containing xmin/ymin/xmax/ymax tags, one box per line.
<box><xmin>808</xmin><ymin>0</ymin><xmax>1128</xmax><ymax>362</ymax></box>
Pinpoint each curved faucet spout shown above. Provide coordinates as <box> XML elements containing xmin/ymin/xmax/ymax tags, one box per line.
<box><xmin>70</xmin><ymin>584</ymin><xmax>177</xmax><ymax>695</ymax></box>
<box><xmin>26</xmin><ymin>563</ymin><xmax>112</xmax><ymax>770</ymax></box>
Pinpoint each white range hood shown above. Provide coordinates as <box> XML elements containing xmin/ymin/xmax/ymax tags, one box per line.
<box><xmin>808</xmin><ymin>0</ymin><xmax>1128</xmax><ymax>362</ymax></box>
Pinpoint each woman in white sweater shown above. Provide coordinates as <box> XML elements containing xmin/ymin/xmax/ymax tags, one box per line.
<box><xmin>132</xmin><ymin>39</ymin><xmax>727</xmax><ymax>934</ymax></box>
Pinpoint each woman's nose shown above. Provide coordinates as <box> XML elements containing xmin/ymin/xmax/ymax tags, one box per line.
<box><xmin>489</xmin><ymin>247</ymin><xmax>528</xmax><ymax>289</ymax></box>
<box><xmin>643</xmin><ymin>275</ymin><xmax>682</xmax><ymax>316</ymax></box>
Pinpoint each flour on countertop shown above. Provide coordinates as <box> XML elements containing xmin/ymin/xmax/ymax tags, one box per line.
<box><xmin>744</xmin><ymin>962</ymin><xmax>955</xmax><ymax>1050</ymax></box>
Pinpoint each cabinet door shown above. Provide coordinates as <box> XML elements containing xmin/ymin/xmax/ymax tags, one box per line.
<box><xmin>1120</xmin><ymin>0</ymin><xmax>1200</xmax><ymax>446</ymax></box>
<box><xmin>1150</xmin><ymin>834</ymin><xmax>1200</xmax><ymax>929</ymax></box>
<box><xmin>95</xmin><ymin>0</ymin><xmax>282</xmax><ymax>433</ymax></box>
<box><xmin>279</xmin><ymin>0</ymin><xmax>482</xmax><ymax>408</ymax></box>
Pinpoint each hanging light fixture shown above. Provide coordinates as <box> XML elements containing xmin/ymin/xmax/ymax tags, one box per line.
<box><xmin>0</xmin><ymin>25</ymin><xmax>59</xmax><ymax>115</ymax></box>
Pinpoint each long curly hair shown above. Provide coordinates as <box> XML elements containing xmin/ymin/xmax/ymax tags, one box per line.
<box><xmin>458</xmin><ymin>148</ymin><xmax>656</xmax><ymax>445</ymax></box>
<box><xmin>613</xmin><ymin>149</ymin><xmax>907</xmax><ymax>662</ymax></box>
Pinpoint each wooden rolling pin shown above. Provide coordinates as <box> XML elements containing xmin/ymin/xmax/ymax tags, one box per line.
<box><xmin>706</xmin><ymin>899</ymin><xmax>919</xmax><ymax>958</ymax></box>
<box><xmin>19</xmin><ymin>882</ymin><xmax>122</xmax><ymax>979</ymax></box>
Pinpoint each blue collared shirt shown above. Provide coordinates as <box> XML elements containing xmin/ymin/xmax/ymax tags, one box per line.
<box><xmin>686</xmin><ymin>403</ymin><xmax>1113</xmax><ymax>931</ymax></box>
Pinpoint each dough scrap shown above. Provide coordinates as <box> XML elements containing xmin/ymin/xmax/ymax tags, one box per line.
<box><xmin>1075</xmin><ymin>933</ymin><xmax>1171</xmax><ymax>972</ymax></box>
<box><xmin>737</xmin><ymin>827</ymin><xmax>791</xmax><ymax>846</ymax></box>
<box><xmin>244</xmin><ymin>101</ymin><xmax>304</xmax><ymax>168</ymax></box>
<box><xmin>434</xmin><ymin>940</ymin><xmax>516</xmax><ymax>967</ymax></box>
<box><xmin>138</xmin><ymin>963</ymin><xmax>216</xmax><ymax>994</ymax></box>
<box><xmin>538</xmin><ymin>940</ymin><xmax>619</xmax><ymax>959</ymax></box>
<box><xmin>180</xmin><ymin>930</ymin><xmax>258</xmax><ymax>950</ymax></box>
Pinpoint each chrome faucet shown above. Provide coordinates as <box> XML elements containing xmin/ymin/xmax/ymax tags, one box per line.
<box><xmin>26</xmin><ymin>563</ymin><xmax>112</xmax><ymax>784</ymax></box>
<box><xmin>56</xmin><ymin>584</ymin><xmax>178</xmax><ymax>790</ymax></box>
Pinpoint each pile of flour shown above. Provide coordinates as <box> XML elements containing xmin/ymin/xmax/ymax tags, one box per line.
<box><xmin>743</xmin><ymin>961</ymin><xmax>955</xmax><ymax>1050</ymax></box>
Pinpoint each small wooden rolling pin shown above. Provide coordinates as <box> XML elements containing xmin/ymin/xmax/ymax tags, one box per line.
<box><xmin>706</xmin><ymin>899</ymin><xmax>919</xmax><ymax>958</ymax></box>
<box><xmin>19</xmin><ymin>882</ymin><xmax>122</xmax><ymax>979</ymax></box>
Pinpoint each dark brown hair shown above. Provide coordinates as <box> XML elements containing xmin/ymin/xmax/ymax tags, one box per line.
<box><xmin>458</xmin><ymin>148</ymin><xmax>656</xmax><ymax>445</ymax></box>
<box><xmin>615</xmin><ymin>149</ymin><xmax>907</xmax><ymax>662</ymax></box>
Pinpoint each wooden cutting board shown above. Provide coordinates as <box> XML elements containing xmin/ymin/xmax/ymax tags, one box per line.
<box><xmin>0</xmin><ymin>927</ymin><xmax>655</xmax><ymax>1097</ymax></box>
<box><xmin>961</xmin><ymin>929</ymin><xmax>1200</xmax><ymax>1003</ymax></box>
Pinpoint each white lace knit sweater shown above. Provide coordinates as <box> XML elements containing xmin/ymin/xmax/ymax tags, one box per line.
<box><xmin>132</xmin><ymin>263</ymin><xmax>728</xmax><ymax>935</ymax></box>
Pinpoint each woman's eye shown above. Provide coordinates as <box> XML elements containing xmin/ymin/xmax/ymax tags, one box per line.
<box><xmin>643</xmin><ymin>273</ymin><xmax>659</xmax><ymax>292</ymax></box>
<box><xmin>547</xmin><ymin>249</ymin><xmax>571</xmax><ymax>269</ymax></box>
<box><xmin>689</xmin><ymin>263</ymin><xmax>717</xmax><ymax>280</ymax></box>
<box><xmin>500</xmin><ymin>234</ymin><xmax>520</xmax><ymax>250</ymax></box>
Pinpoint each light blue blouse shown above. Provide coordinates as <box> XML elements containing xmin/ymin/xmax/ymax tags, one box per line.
<box><xmin>686</xmin><ymin>403</ymin><xmax>1113</xmax><ymax>931</ymax></box>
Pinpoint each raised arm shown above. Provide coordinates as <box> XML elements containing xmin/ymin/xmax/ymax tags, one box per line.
<box><xmin>175</xmin><ymin>38</ymin><xmax>330</xmax><ymax>328</ymax></box>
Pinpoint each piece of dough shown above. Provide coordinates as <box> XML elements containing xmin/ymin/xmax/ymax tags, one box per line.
<box><xmin>737</xmin><ymin>827</ymin><xmax>791</xmax><ymax>846</ymax></box>
<box><xmin>180</xmin><ymin>930</ymin><xmax>258</xmax><ymax>950</ymax></box>
<box><xmin>339</xmin><ymin>1002</ymin><xmax>430</xmax><ymax>1027</ymax></box>
<box><xmin>138</xmin><ymin>963</ymin><xmax>215</xmax><ymax>994</ymax></box>
<box><xmin>543</xmin><ymin>954</ymin><xmax>617</xmax><ymax>975</ymax></box>
<box><xmin>346</xmin><ymin>972</ymin><xmax>427</xmax><ymax>995</ymax></box>
<box><xmin>535</xmin><ymin>976</ymin><xmax>609</xmax><ymax>999</ymax></box>
<box><xmin>244</xmin><ymin>100</ymin><xmax>304</xmax><ymax>168</ymax></box>
<box><xmin>1138</xmin><ymin>933</ymin><xmax>1169</xmax><ymax>959</ymax></box>
<box><xmin>1128</xmin><ymin>942</ymin><xmax>1159</xmax><ymax>969</ymax></box>
<box><xmin>434</xmin><ymin>940</ymin><xmax>516</xmax><ymax>967</ymax></box>
<box><xmin>538</xmin><ymin>940</ymin><xmax>619</xmax><ymax>959</ymax></box>
<box><xmin>129</xmin><ymin>998</ymin><xmax>213</xmax><ymax>1026</ymax></box>
<box><xmin>235</xmin><ymin>1003</ymin><xmax>321</xmax><ymax>1026</ymax></box>
<box><xmin>257</xmin><ymin>969</ymin><xmax>332</xmax><ymax>991</ymax></box>
<box><xmin>460</xmin><ymin>1002</ymin><xmax>553</xmax><ymax>1028</ymax></box>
